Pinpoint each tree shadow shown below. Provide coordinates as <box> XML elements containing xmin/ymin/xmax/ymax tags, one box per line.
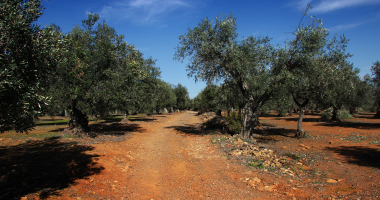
<box><xmin>166</xmin><ymin>124</ymin><xmax>203</xmax><ymax>136</ymax></box>
<box><xmin>0</xmin><ymin>137</ymin><xmax>103</xmax><ymax>199</ymax></box>
<box><xmin>316</xmin><ymin>122</ymin><xmax>380</xmax><ymax>130</ymax></box>
<box><xmin>128</xmin><ymin>118</ymin><xmax>157</xmax><ymax>122</ymax></box>
<box><xmin>35</xmin><ymin>122</ymin><xmax>69</xmax><ymax>126</ymax></box>
<box><xmin>326</xmin><ymin>145</ymin><xmax>380</xmax><ymax>169</ymax></box>
<box><xmin>89</xmin><ymin>123</ymin><xmax>145</xmax><ymax>136</ymax></box>
<box><xmin>99</xmin><ymin>115</ymin><xmax>124</xmax><ymax>124</ymax></box>
<box><xmin>352</xmin><ymin>113</ymin><xmax>378</xmax><ymax>119</ymax></box>
<box><xmin>254</xmin><ymin>126</ymin><xmax>296</xmax><ymax>138</ymax></box>
<box><xmin>281</xmin><ymin>116</ymin><xmax>326</xmax><ymax>123</ymax></box>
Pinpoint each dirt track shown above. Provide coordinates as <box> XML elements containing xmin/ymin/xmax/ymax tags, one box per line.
<box><xmin>46</xmin><ymin>111</ymin><xmax>267</xmax><ymax>199</ymax></box>
<box><xmin>3</xmin><ymin>111</ymin><xmax>380</xmax><ymax>199</ymax></box>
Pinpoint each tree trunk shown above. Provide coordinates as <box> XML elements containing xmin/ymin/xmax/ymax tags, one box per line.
<box><xmin>216</xmin><ymin>109</ymin><xmax>222</xmax><ymax>116</ymax></box>
<box><xmin>122</xmin><ymin>110</ymin><xmax>130</xmax><ymax>123</ymax></box>
<box><xmin>292</xmin><ymin>93</ymin><xmax>309</xmax><ymax>138</ymax></box>
<box><xmin>296</xmin><ymin>107</ymin><xmax>306</xmax><ymax>137</ymax></box>
<box><xmin>68</xmin><ymin>100</ymin><xmax>89</xmax><ymax>131</ymax></box>
<box><xmin>375</xmin><ymin>102</ymin><xmax>380</xmax><ymax>118</ymax></box>
<box><xmin>240</xmin><ymin>101</ymin><xmax>256</xmax><ymax>139</ymax></box>
<box><xmin>240</xmin><ymin>96</ymin><xmax>268</xmax><ymax>139</ymax></box>
<box><xmin>330</xmin><ymin>106</ymin><xmax>340</xmax><ymax>121</ymax></box>
<box><xmin>288</xmin><ymin>107</ymin><xmax>293</xmax><ymax>116</ymax></box>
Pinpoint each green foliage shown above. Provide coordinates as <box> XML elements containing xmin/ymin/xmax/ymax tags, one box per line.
<box><xmin>371</xmin><ymin>61</ymin><xmax>380</xmax><ymax>116</ymax></box>
<box><xmin>47</xmin><ymin>13</ymin><xmax>162</xmax><ymax>130</ymax></box>
<box><xmin>247</xmin><ymin>160</ymin><xmax>264</xmax><ymax>169</ymax></box>
<box><xmin>0</xmin><ymin>0</ymin><xmax>63</xmax><ymax>133</ymax></box>
<box><xmin>322</xmin><ymin>108</ymin><xmax>352</xmax><ymax>120</ymax></box>
<box><xmin>174</xmin><ymin>13</ymin><xmax>284</xmax><ymax>139</ymax></box>
<box><xmin>284</xmin><ymin>153</ymin><xmax>301</xmax><ymax>160</ymax></box>
<box><xmin>197</xmin><ymin>84</ymin><xmax>219</xmax><ymax>112</ymax></box>
<box><xmin>173</xmin><ymin>83</ymin><xmax>190</xmax><ymax>110</ymax></box>
<box><xmin>225</xmin><ymin>112</ymin><xmax>243</xmax><ymax>134</ymax></box>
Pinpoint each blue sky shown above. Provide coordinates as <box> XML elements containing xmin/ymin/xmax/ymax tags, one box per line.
<box><xmin>36</xmin><ymin>0</ymin><xmax>380</xmax><ymax>99</ymax></box>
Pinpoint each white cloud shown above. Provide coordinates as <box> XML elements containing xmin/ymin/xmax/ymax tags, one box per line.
<box><xmin>328</xmin><ymin>22</ymin><xmax>363</xmax><ymax>32</ymax></box>
<box><xmin>99</xmin><ymin>0</ymin><xmax>192</xmax><ymax>25</ymax></box>
<box><xmin>297</xmin><ymin>0</ymin><xmax>380</xmax><ymax>13</ymax></box>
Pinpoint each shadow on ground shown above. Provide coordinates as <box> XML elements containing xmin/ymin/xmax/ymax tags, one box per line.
<box><xmin>0</xmin><ymin>137</ymin><xmax>103</xmax><ymax>199</ymax></box>
<box><xmin>326</xmin><ymin>145</ymin><xmax>380</xmax><ymax>169</ymax></box>
<box><xmin>316</xmin><ymin>122</ymin><xmax>380</xmax><ymax>130</ymax></box>
<box><xmin>281</xmin><ymin>116</ymin><xmax>326</xmax><ymax>123</ymax></box>
<box><xmin>166</xmin><ymin>124</ymin><xmax>203</xmax><ymax>136</ymax></box>
<box><xmin>128</xmin><ymin>118</ymin><xmax>157</xmax><ymax>122</ymax></box>
<box><xmin>89</xmin><ymin>123</ymin><xmax>145</xmax><ymax>136</ymax></box>
<box><xmin>254</xmin><ymin>124</ymin><xmax>296</xmax><ymax>139</ymax></box>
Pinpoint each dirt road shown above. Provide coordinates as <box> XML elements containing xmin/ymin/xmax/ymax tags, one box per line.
<box><xmin>53</xmin><ymin>111</ymin><xmax>265</xmax><ymax>199</ymax></box>
<box><xmin>4</xmin><ymin>111</ymin><xmax>379</xmax><ymax>199</ymax></box>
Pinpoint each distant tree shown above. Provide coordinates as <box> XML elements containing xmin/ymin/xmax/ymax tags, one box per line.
<box><xmin>174</xmin><ymin>13</ymin><xmax>285</xmax><ymax>139</ymax></box>
<box><xmin>216</xmin><ymin>79</ymin><xmax>245</xmax><ymax>116</ymax></box>
<box><xmin>0</xmin><ymin>0</ymin><xmax>63</xmax><ymax>133</ymax></box>
<box><xmin>371</xmin><ymin>61</ymin><xmax>380</xmax><ymax>117</ymax></box>
<box><xmin>198</xmin><ymin>84</ymin><xmax>218</xmax><ymax>112</ymax></box>
<box><xmin>154</xmin><ymin>80</ymin><xmax>176</xmax><ymax>113</ymax></box>
<box><xmin>320</xmin><ymin>63</ymin><xmax>362</xmax><ymax>121</ymax></box>
<box><xmin>173</xmin><ymin>83</ymin><xmax>189</xmax><ymax>110</ymax></box>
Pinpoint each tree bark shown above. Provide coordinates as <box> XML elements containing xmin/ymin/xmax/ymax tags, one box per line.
<box><xmin>292</xmin><ymin>93</ymin><xmax>309</xmax><ymax>138</ymax></box>
<box><xmin>330</xmin><ymin>106</ymin><xmax>340</xmax><ymax>121</ymax></box>
<box><xmin>288</xmin><ymin>107</ymin><xmax>293</xmax><ymax>116</ymax></box>
<box><xmin>375</xmin><ymin>102</ymin><xmax>380</xmax><ymax>118</ymax></box>
<box><xmin>240</xmin><ymin>92</ymin><xmax>270</xmax><ymax>139</ymax></box>
<box><xmin>68</xmin><ymin>100</ymin><xmax>89</xmax><ymax>131</ymax></box>
<box><xmin>296</xmin><ymin>107</ymin><xmax>306</xmax><ymax>138</ymax></box>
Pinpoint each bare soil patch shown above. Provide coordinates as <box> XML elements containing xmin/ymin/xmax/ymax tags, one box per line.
<box><xmin>0</xmin><ymin>112</ymin><xmax>379</xmax><ymax>199</ymax></box>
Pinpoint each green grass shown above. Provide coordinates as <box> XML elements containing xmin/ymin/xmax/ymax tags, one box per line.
<box><xmin>247</xmin><ymin>160</ymin><xmax>264</xmax><ymax>169</ymax></box>
<box><xmin>284</xmin><ymin>152</ymin><xmax>301</xmax><ymax>160</ymax></box>
<box><xmin>341</xmin><ymin>135</ymin><xmax>367</xmax><ymax>143</ymax></box>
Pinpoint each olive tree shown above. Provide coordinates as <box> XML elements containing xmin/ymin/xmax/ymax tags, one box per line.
<box><xmin>174</xmin><ymin>13</ymin><xmax>285</xmax><ymax>139</ymax></box>
<box><xmin>371</xmin><ymin>61</ymin><xmax>380</xmax><ymax>118</ymax></box>
<box><xmin>0</xmin><ymin>0</ymin><xmax>62</xmax><ymax>133</ymax></box>
<box><xmin>284</xmin><ymin>5</ymin><xmax>353</xmax><ymax>137</ymax></box>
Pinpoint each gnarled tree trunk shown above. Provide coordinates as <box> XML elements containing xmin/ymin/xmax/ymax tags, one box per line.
<box><xmin>68</xmin><ymin>100</ymin><xmax>89</xmax><ymax>131</ymax></box>
<box><xmin>292</xmin><ymin>93</ymin><xmax>309</xmax><ymax>138</ymax></box>
<box><xmin>330</xmin><ymin>106</ymin><xmax>340</xmax><ymax>121</ymax></box>
<box><xmin>240</xmin><ymin>92</ymin><xmax>270</xmax><ymax>139</ymax></box>
<box><xmin>296</xmin><ymin>107</ymin><xmax>306</xmax><ymax>137</ymax></box>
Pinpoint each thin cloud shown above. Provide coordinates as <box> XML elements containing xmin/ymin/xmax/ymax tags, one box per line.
<box><xmin>328</xmin><ymin>22</ymin><xmax>363</xmax><ymax>32</ymax></box>
<box><xmin>296</xmin><ymin>0</ymin><xmax>380</xmax><ymax>13</ymax></box>
<box><xmin>99</xmin><ymin>0</ymin><xmax>192</xmax><ymax>25</ymax></box>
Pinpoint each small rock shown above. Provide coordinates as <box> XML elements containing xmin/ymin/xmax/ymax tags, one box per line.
<box><xmin>300</xmin><ymin>166</ymin><xmax>312</xmax><ymax>170</ymax></box>
<box><xmin>282</xmin><ymin>146</ymin><xmax>288</xmax><ymax>149</ymax></box>
<box><xmin>326</xmin><ymin>179</ymin><xmax>338</xmax><ymax>183</ymax></box>
<box><xmin>264</xmin><ymin>185</ymin><xmax>276</xmax><ymax>192</ymax></box>
<box><xmin>229</xmin><ymin>150</ymin><xmax>242</xmax><ymax>156</ymax></box>
<box><xmin>299</xmin><ymin>144</ymin><xmax>305</xmax><ymax>147</ymax></box>
<box><xmin>20</xmin><ymin>197</ymin><xmax>27</xmax><ymax>200</ymax></box>
<box><xmin>263</xmin><ymin>160</ymin><xmax>271</xmax><ymax>167</ymax></box>
<box><xmin>329</xmin><ymin>141</ymin><xmax>333</xmax><ymax>144</ymax></box>
<box><xmin>247</xmin><ymin>177</ymin><xmax>261</xmax><ymax>187</ymax></box>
